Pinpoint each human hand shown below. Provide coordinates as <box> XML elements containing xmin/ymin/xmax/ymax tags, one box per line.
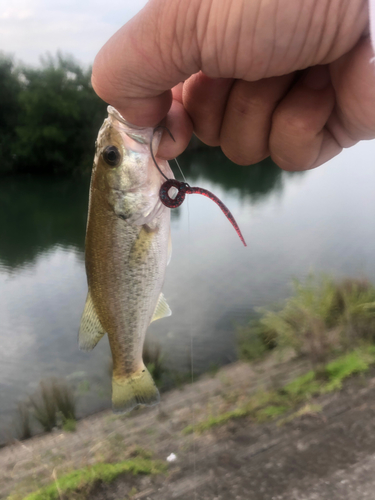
<box><xmin>92</xmin><ymin>0</ymin><xmax>375</xmax><ymax>170</ymax></box>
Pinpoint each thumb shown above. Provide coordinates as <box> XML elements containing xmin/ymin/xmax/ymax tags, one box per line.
<box><xmin>91</xmin><ymin>0</ymin><xmax>200</xmax><ymax>126</ymax></box>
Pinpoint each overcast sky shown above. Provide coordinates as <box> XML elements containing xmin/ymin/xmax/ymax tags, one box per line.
<box><xmin>0</xmin><ymin>0</ymin><xmax>147</xmax><ymax>66</ymax></box>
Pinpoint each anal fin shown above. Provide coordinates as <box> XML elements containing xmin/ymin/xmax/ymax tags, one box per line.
<box><xmin>78</xmin><ymin>291</ymin><xmax>105</xmax><ymax>351</ymax></box>
<box><xmin>151</xmin><ymin>293</ymin><xmax>172</xmax><ymax>323</ymax></box>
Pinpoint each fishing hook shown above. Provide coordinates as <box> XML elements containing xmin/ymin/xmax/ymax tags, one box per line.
<box><xmin>150</xmin><ymin>127</ymin><xmax>247</xmax><ymax>247</ymax></box>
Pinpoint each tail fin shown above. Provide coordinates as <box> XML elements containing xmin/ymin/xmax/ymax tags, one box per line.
<box><xmin>112</xmin><ymin>367</ymin><xmax>160</xmax><ymax>414</ymax></box>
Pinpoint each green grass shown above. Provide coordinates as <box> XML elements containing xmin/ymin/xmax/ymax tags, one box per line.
<box><xmin>254</xmin><ymin>405</ymin><xmax>289</xmax><ymax>422</ymax></box>
<box><xmin>236</xmin><ymin>320</ymin><xmax>270</xmax><ymax>361</ymax></box>
<box><xmin>237</xmin><ymin>276</ymin><xmax>375</xmax><ymax>364</ymax></box>
<box><xmin>183</xmin><ymin>346</ymin><xmax>375</xmax><ymax>434</ymax></box>
<box><xmin>143</xmin><ymin>342</ymin><xmax>165</xmax><ymax>387</ymax></box>
<box><xmin>29</xmin><ymin>378</ymin><xmax>76</xmax><ymax>433</ymax></box>
<box><xmin>22</xmin><ymin>458</ymin><xmax>167</xmax><ymax>500</ymax></box>
<box><xmin>183</xmin><ymin>406</ymin><xmax>252</xmax><ymax>434</ymax></box>
<box><xmin>16</xmin><ymin>402</ymin><xmax>32</xmax><ymax>440</ymax></box>
<box><xmin>278</xmin><ymin>403</ymin><xmax>323</xmax><ymax>426</ymax></box>
<box><xmin>62</xmin><ymin>418</ymin><xmax>76</xmax><ymax>432</ymax></box>
<box><xmin>282</xmin><ymin>371</ymin><xmax>321</xmax><ymax>401</ymax></box>
<box><xmin>322</xmin><ymin>347</ymin><xmax>375</xmax><ymax>392</ymax></box>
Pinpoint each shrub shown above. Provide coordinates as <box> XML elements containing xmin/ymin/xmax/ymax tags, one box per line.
<box><xmin>143</xmin><ymin>341</ymin><xmax>165</xmax><ymax>386</ymax></box>
<box><xmin>16</xmin><ymin>402</ymin><xmax>32</xmax><ymax>440</ymax></box>
<box><xmin>237</xmin><ymin>275</ymin><xmax>375</xmax><ymax>364</ymax></box>
<box><xmin>30</xmin><ymin>378</ymin><xmax>76</xmax><ymax>432</ymax></box>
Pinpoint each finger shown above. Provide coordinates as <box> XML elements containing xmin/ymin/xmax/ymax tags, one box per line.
<box><xmin>270</xmin><ymin>65</ymin><xmax>341</xmax><ymax>170</ymax></box>
<box><xmin>219</xmin><ymin>74</ymin><xmax>295</xmax><ymax>165</ymax></box>
<box><xmin>183</xmin><ymin>73</ymin><xmax>234</xmax><ymax>146</ymax></box>
<box><xmin>328</xmin><ymin>37</ymin><xmax>375</xmax><ymax>145</ymax></box>
<box><xmin>172</xmin><ymin>82</ymin><xmax>184</xmax><ymax>104</ymax></box>
<box><xmin>91</xmin><ymin>0</ymin><xmax>199</xmax><ymax>126</ymax></box>
<box><xmin>157</xmin><ymin>98</ymin><xmax>193</xmax><ymax>159</ymax></box>
<box><xmin>92</xmin><ymin>0</ymin><xmax>368</xmax><ymax>128</ymax></box>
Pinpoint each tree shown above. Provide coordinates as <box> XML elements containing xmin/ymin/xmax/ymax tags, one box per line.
<box><xmin>13</xmin><ymin>53</ymin><xmax>107</xmax><ymax>174</ymax></box>
<box><xmin>0</xmin><ymin>54</ymin><xmax>22</xmax><ymax>174</ymax></box>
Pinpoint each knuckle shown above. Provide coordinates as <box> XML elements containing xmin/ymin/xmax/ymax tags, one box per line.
<box><xmin>273</xmin><ymin>107</ymin><xmax>317</xmax><ymax>138</ymax></box>
<box><xmin>271</xmin><ymin>153</ymin><xmax>304</xmax><ymax>171</ymax></box>
<box><xmin>196</xmin><ymin>131</ymin><xmax>221</xmax><ymax>147</ymax></box>
<box><xmin>270</xmin><ymin>147</ymin><xmax>314</xmax><ymax>171</ymax></box>
<box><xmin>221</xmin><ymin>142</ymin><xmax>268</xmax><ymax>166</ymax></box>
<box><xmin>230</xmin><ymin>91</ymin><xmax>254</xmax><ymax>118</ymax></box>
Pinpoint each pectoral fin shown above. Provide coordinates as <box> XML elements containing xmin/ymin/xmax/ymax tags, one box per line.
<box><xmin>151</xmin><ymin>293</ymin><xmax>172</xmax><ymax>323</ymax></box>
<box><xmin>78</xmin><ymin>291</ymin><xmax>105</xmax><ymax>351</ymax></box>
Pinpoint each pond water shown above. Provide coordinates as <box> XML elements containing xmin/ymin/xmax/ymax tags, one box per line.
<box><xmin>1</xmin><ymin>141</ymin><xmax>375</xmax><ymax>441</ymax></box>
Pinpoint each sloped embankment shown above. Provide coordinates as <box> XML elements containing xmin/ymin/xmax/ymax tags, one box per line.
<box><xmin>4</xmin><ymin>349</ymin><xmax>375</xmax><ymax>500</ymax></box>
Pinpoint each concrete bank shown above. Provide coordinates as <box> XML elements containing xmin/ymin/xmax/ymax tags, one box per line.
<box><xmin>2</xmin><ymin>353</ymin><xmax>375</xmax><ymax>499</ymax></box>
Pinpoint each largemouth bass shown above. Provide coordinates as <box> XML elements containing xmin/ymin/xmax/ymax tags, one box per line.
<box><xmin>79</xmin><ymin>106</ymin><xmax>173</xmax><ymax>413</ymax></box>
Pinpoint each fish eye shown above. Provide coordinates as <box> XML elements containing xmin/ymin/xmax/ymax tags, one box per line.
<box><xmin>103</xmin><ymin>145</ymin><xmax>121</xmax><ymax>167</ymax></box>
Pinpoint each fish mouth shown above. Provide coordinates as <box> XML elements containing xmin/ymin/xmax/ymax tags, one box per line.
<box><xmin>108</xmin><ymin>106</ymin><xmax>148</xmax><ymax>133</ymax></box>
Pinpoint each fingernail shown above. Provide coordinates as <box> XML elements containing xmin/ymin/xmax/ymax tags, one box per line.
<box><xmin>303</xmin><ymin>65</ymin><xmax>330</xmax><ymax>90</ymax></box>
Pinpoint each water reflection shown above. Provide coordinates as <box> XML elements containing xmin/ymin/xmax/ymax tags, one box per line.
<box><xmin>0</xmin><ymin>244</ymin><xmax>112</xmax><ymax>443</ymax></box>
<box><xmin>0</xmin><ymin>175</ymin><xmax>89</xmax><ymax>270</ymax></box>
<box><xmin>178</xmin><ymin>149</ymin><xmax>285</xmax><ymax>201</ymax></box>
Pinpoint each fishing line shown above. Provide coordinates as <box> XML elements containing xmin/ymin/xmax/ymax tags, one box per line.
<box><xmin>150</xmin><ymin>127</ymin><xmax>198</xmax><ymax>496</ymax></box>
<box><xmin>150</xmin><ymin>125</ymin><xmax>175</xmax><ymax>181</ymax></box>
<box><xmin>171</xmin><ymin>151</ymin><xmax>198</xmax><ymax>498</ymax></box>
<box><xmin>185</xmin><ymin>181</ymin><xmax>198</xmax><ymax>500</ymax></box>
<box><xmin>171</xmin><ymin>158</ymin><xmax>197</xmax><ymax>500</ymax></box>
<box><xmin>174</xmin><ymin>157</ymin><xmax>187</xmax><ymax>183</ymax></box>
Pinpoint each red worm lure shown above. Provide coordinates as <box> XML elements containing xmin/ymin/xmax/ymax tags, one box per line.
<box><xmin>150</xmin><ymin>127</ymin><xmax>247</xmax><ymax>247</ymax></box>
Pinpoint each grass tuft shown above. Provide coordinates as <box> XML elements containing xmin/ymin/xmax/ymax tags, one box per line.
<box><xmin>143</xmin><ymin>341</ymin><xmax>165</xmax><ymax>387</ymax></box>
<box><xmin>322</xmin><ymin>348</ymin><xmax>375</xmax><ymax>392</ymax></box>
<box><xmin>254</xmin><ymin>405</ymin><xmax>289</xmax><ymax>422</ymax></box>
<box><xmin>278</xmin><ymin>403</ymin><xmax>323</xmax><ymax>426</ymax></box>
<box><xmin>30</xmin><ymin>381</ymin><xmax>58</xmax><ymax>432</ymax></box>
<box><xmin>183</xmin><ymin>346</ymin><xmax>375</xmax><ymax>434</ymax></box>
<box><xmin>282</xmin><ymin>371</ymin><xmax>321</xmax><ymax>402</ymax></box>
<box><xmin>237</xmin><ymin>276</ymin><xmax>375</xmax><ymax>364</ymax></box>
<box><xmin>16</xmin><ymin>402</ymin><xmax>32</xmax><ymax>440</ymax></box>
<box><xmin>23</xmin><ymin>458</ymin><xmax>167</xmax><ymax>500</ymax></box>
<box><xmin>30</xmin><ymin>378</ymin><xmax>76</xmax><ymax>433</ymax></box>
<box><xmin>62</xmin><ymin>418</ymin><xmax>76</xmax><ymax>432</ymax></box>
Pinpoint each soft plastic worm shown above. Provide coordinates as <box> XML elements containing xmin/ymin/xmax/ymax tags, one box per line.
<box><xmin>150</xmin><ymin>126</ymin><xmax>247</xmax><ymax>247</ymax></box>
<box><xmin>159</xmin><ymin>179</ymin><xmax>247</xmax><ymax>247</ymax></box>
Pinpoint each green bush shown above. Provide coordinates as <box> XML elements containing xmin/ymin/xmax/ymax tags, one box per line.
<box><xmin>0</xmin><ymin>52</ymin><xmax>107</xmax><ymax>175</ymax></box>
<box><xmin>30</xmin><ymin>378</ymin><xmax>76</xmax><ymax>432</ymax></box>
<box><xmin>237</xmin><ymin>319</ymin><xmax>272</xmax><ymax>361</ymax></box>
<box><xmin>143</xmin><ymin>341</ymin><xmax>165</xmax><ymax>387</ymax></box>
<box><xmin>238</xmin><ymin>276</ymin><xmax>375</xmax><ymax>364</ymax></box>
<box><xmin>0</xmin><ymin>54</ymin><xmax>22</xmax><ymax>174</ymax></box>
<box><xmin>16</xmin><ymin>402</ymin><xmax>32</xmax><ymax>440</ymax></box>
